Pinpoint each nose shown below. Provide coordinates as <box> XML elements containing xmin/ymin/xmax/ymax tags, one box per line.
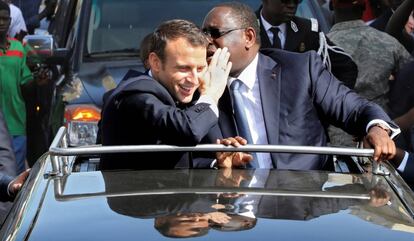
<box><xmin>186</xmin><ymin>68</ymin><xmax>199</xmax><ymax>85</ymax></box>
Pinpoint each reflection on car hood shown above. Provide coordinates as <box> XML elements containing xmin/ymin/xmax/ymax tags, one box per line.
<box><xmin>71</xmin><ymin>60</ymin><xmax>145</xmax><ymax>107</ymax></box>
<box><xmin>24</xmin><ymin>169</ymin><xmax>414</xmax><ymax>240</ymax></box>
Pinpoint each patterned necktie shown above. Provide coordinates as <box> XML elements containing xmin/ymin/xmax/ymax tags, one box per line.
<box><xmin>270</xmin><ymin>27</ymin><xmax>281</xmax><ymax>49</ymax></box>
<box><xmin>230</xmin><ymin>79</ymin><xmax>258</xmax><ymax>168</ymax></box>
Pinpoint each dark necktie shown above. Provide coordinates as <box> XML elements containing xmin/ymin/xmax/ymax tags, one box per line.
<box><xmin>230</xmin><ymin>80</ymin><xmax>258</xmax><ymax>168</ymax></box>
<box><xmin>270</xmin><ymin>27</ymin><xmax>281</xmax><ymax>49</ymax></box>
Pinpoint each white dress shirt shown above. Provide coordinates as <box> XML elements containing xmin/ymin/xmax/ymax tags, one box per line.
<box><xmin>260</xmin><ymin>11</ymin><xmax>287</xmax><ymax>49</ymax></box>
<box><xmin>228</xmin><ymin>54</ymin><xmax>273</xmax><ymax>168</ymax></box>
<box><xmin>8</xmin><ymin>4</ymin><xmax>27</xmax><ymax>38</ymax></box>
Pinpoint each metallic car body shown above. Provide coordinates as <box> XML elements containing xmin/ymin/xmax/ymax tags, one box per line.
<box><xmin>1</xmin><ymin>128</ymin><xmax>414</xmax><ymax>240</ymax></box>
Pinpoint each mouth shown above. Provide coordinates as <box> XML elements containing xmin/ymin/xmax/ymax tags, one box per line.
<box><xmin>178</xmin><ymin>84</ymin><xmax>195</xmax><ymax>96</ymax></box>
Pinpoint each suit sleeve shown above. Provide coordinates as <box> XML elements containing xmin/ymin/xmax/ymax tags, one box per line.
<box><xmin>0</xmin><ymin>110</ymin><xmax>17</xmax><ymax>201</ymax></box>
<box><xmin>308</xmin><ymin>51</ymin><xmax>394</xmax><ymax>136</ymax></box>
<box><xmin>123</xmin><ymin>93</ymin><xmax>218</xmax><ymax>146</ymax></box>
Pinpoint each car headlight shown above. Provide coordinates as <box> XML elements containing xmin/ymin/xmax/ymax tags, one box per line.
<box><xmin>64</xmin><ymin>104</ymin><xmax>101</xmax><ymax>146</ymax></box>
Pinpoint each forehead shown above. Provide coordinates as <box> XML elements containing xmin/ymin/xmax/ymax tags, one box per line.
<box><xmin>0</xmin><ymin>9</ymin><xmax>10</xmax><ymax>18</ymax></box>
<box><xmin>164</xmin><ymin>38</ymin><xmax>206</xmax><ymax>62</ymax></box>
<box><xmin>203</xmin><ymin>7</ymin><xmax>238</xmax><ymax>28</ymax></box>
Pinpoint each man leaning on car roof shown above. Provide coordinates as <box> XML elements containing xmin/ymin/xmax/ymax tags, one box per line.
<box><xmin>99</xmin><ymin>19</ymin><xmax>251</xmax><ymax>170</ymax></box>
<box><xmin>201</xmin><ymin>2</ymin><xmax>401</xmax><ymax>170</ymax></box>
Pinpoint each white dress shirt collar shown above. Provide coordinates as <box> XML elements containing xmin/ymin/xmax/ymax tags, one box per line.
<box><xmin>228</xmin><ymin>53</ymin><xmax>259</xmax><ymax>90</ymax></box>
<box><xmin>260</xmin><ymin>11</ymin><xmax>287</xmax><ymax>39</ymax></box>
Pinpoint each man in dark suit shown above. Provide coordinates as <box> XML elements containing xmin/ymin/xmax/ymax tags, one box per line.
<box><xmin>257</xmin><ymin>0</ymin><xmax>358</xmax><ymax>89</ymax></box>
<box><xmin>202</xmin><ymin>2</ymin><xmax>399</xmax><ymax>170</ymax></box>
<box><xmin>100</xmin><ymin>19</ymin><xmax>250</xmax><ymax>170</ymax></box>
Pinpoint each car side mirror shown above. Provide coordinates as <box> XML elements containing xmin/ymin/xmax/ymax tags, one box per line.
<box><xmin>23</xmin><ymin>35</ymin><xmax>69</xmax><ymax>66</ymax></box>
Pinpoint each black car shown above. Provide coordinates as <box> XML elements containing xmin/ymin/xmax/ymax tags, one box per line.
<box><xmin>1</xmin><ymin>127</ymin><xmax>414</xmax><ymax>240</ymax></box>
<box><xmin>24</xmin><ymin>0</ymin><xmax>331</xmax><ymax>160</ymax></box>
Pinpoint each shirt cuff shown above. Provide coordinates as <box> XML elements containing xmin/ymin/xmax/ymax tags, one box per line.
<box><xmin>397</xmin><ymin>151</ymin><xmax>409</xmax><ymax>173</ymax></box>
<box><xmin>366</xmin><ymin>119</ymin><xmax>401</xmax><ymax>139</ymax></box>
<box><xmin>197</xmin><ymin>95</ymin><xmax>219</xmax><ymax>117</ymax></box>
<box><xmin>210</xmin><ymin>159</ymin><xmax>218</xmax><ymax>169</ymax></box>
<box><xmin>7</xmin><ymin>180</ymin><xmax>13</xmax><ymax>197</ymax></box>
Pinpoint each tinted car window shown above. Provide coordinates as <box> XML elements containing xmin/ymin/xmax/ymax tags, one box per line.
<box><xmin>86</xmin><ymin>0</ymin><xmax>261</xmax><ymax>55</ymax></box>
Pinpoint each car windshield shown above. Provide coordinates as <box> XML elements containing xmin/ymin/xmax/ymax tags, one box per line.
<box><xmin>86</xmin><ymin>0</ymin><xmax>261</xmax><ymax>55</ymax></box>
<box><xmin>85</xmin><ymin>0</ymin><xmax>326</xmax><ymax>56</ymax></box>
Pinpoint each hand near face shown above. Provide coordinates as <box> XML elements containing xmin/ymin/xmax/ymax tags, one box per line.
<box><xmin>363</xmin><ymin>126</ymin><xmax>396</xmax><ymax>162</ymax></box>
<box><xmin>200</xmin><ymin>47</ymin><xmax>232</xmax><ymax>104</ymax></box>
<box><xmin>207</xmin><ymin>211</ymin><xmax>231</xmax><ymax>224</ymax></box>
<box><xmin>216</xmin><ymin>136</ymin><xmax>253</xmax><ymax>168</ymax></box>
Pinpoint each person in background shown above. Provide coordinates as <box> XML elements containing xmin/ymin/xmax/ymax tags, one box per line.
<box><xmin>258</xmin><ymin>0</ymin><xmax>358</xmax><ymax>89</ymax></box>
<box><xmin>2</xmin><ymin>0</ymin><xmax>26</xmax><ymax>41</ymax></box>
<box><xmin>327</xmin><ymin>0</ymin><xmax>412</xmax><ymax>146</ymax></box>
<box><xmin>385</xmin><ymin>0</ymin><xmax>414</xmax><ymax>54</ymax></box>
<box><xmin>12</xmin><ymin>0</ymin><xmax>56</xmax><ymax>34</ymax></box>
<box><xmin>0</xmin><ymin>1</ymin><xmax>33</xmax><ymax>174</ymax></box>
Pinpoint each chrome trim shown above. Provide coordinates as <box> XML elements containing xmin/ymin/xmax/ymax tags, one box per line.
<box><xmin>381</xmin><ymin>162</ymin><xmax>414</xmax><ymax>219</ymax></box>
<box><xmin>52</xmin><ymin>181</ymin><xmax>370</xmax><ymax>202</ymax></box>
<box><xmin>49</xmin><ymin>127</ymin><xmax>377</xmax><ymax>175</ymax></box>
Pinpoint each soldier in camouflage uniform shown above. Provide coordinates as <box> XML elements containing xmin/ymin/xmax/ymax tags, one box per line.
<box><xmin>326</xmin><ymin>0</ymin><xmax>412</xmax><ymax>146</ymax></box>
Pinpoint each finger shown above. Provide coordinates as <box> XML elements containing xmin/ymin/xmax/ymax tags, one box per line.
<box><xmin>379</xmin><ymin>140</ymin><xmax>389</xmax><ymax>162</ymax></box>
<box><xmin>388</xmin><ymin>139</ymin><xmax>396</xmax><ymax>160</ymax></box>
<box><xmin>216</xmin><ymin>139</ymin><xmax>220</xmax><ymax>144</ymax></box>
<box><xmin>225</xmin><ymin>61</ymin><xmax>232</xmax><ymax>77</ymax></box>
<box><xmin>218</xmin><ymin>47</ymin><xmax>229</xmax><ymax>67</ymax></box>
<box><xmin>234</xmin><ymin>136</ymin><xmax>247</xmax><ymax>145</ymax></box>
<box><xmin>242</xmin><ymin>153</ymin><xmax>253</xmax><ymax>164</ymax></box>
<box><xmin>209</xmin><ymin>48</ymin><xmax>222</xmax><ymax>71</ymax></box>
<box><xmin>373</xmin><ymin>143</ymin><xmax>381</xmax><ymax>162</ymax></box>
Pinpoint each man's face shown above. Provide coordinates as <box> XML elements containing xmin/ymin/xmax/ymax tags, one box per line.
<box><xmin>0</xmin><ymin>9</ymin><xmax>10</xmax><ymax>35</ymax></box>
<box><xmin>151</xmin><ymin>37</ymin><xmax>207</xmax><ymax>104</ymax></box>
<box><xmin>202</xmin><ymin>7</ymin><xmax>249</xmax><ymax>77</ymax></box>
<box><xmin>262</xmin><ymin>0</ymin><xmax>299</xmax><ymax>25</ymax></box>
<box><xmin>156</xmin><ymin>213</ymin><xmax>210</xmax><ymax>238</ymax></box>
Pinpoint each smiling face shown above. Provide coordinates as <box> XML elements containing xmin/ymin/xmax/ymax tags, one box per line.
<box><xmin>150</xmin><ymin>37</ymin><xmax>207</xmax><ymax>104</ymax></box>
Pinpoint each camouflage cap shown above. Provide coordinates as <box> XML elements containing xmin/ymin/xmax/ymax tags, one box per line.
<box><xmin>332</xmin><ymin>0</ymin><xmax>365</xmax><ymax>8</ymax></box>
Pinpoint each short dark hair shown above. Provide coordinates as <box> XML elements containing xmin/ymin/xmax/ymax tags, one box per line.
<box><xmin>215</xmin><ymin>2</ymin><xmax>261</xmax><ymax>44</ymax></box>
<box><xmin>140</xmin><ymin>33</ymin><xmax>154</xmax><ymax>70</ymax></box>
<box><xmin>0</xmin><ymin>1</ymin><xmax>10</xmax><ymax>14</ymax></box>
<box><xmin>151</xmin><ymin>19</ymin><xmax>208</xmax><ymax>63</ymax></box>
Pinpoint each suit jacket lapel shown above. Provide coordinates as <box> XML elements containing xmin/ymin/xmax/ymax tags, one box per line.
<box><xmin>257</xmin><ymin>54</ymin><xmax>281</xmax><ymax>166</ymax></box>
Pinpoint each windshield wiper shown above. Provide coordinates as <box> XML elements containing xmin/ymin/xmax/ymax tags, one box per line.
<box><xmin>86</xmin><ymin>48</ymin><xmax>139</xmax><ymax>57</ymax></box>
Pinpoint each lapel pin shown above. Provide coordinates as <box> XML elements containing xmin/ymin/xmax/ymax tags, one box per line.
<box><xmin>299</xmin><ymin>42</ymin><xmax>306</xmax><ymax>52</ymax></box>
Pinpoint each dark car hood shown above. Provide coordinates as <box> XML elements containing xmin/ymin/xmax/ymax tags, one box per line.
<box><xmin>69</xmin><ymin>59</ymin><xmax>145</xmax><ymax>107</ymax></box>
<box><xmin>20</xmin><ymin>169</ymin><xmax>414</xmax><ymax>240</ymax></box>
